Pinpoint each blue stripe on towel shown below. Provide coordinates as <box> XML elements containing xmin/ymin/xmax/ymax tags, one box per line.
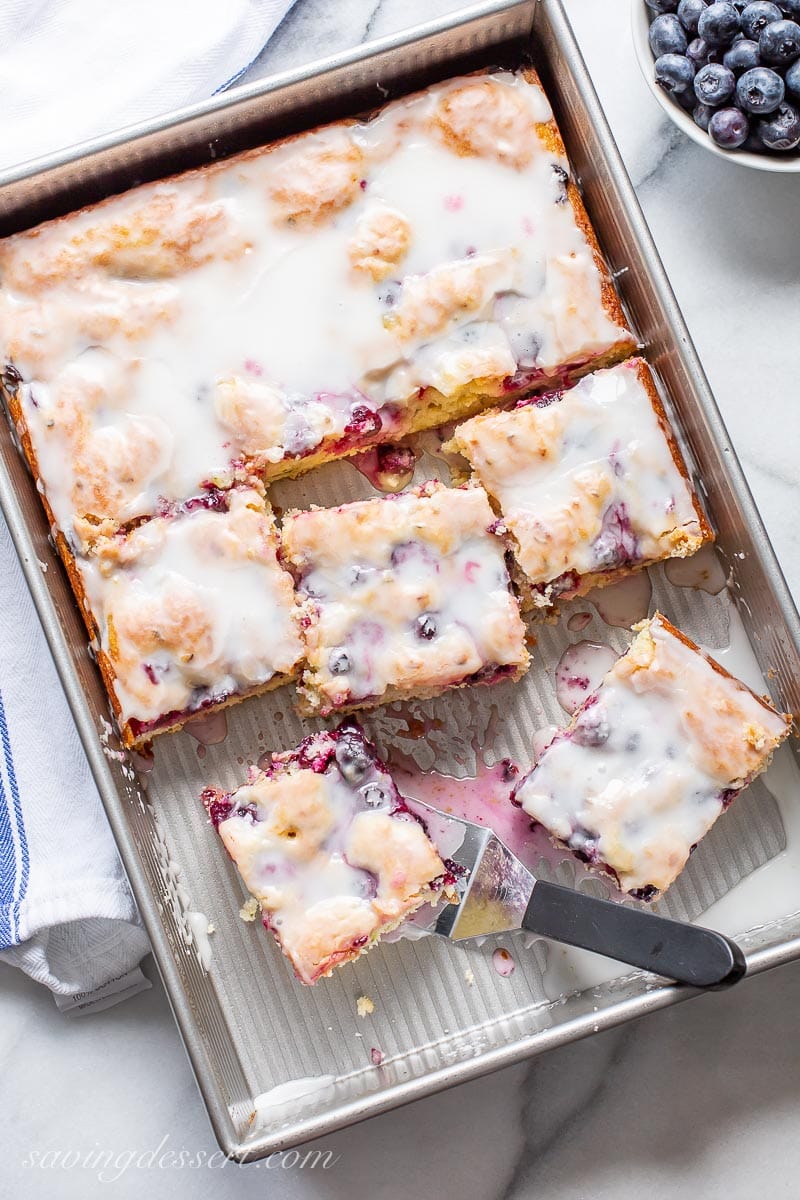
<box><xmin>0</xmin><ymin>688</ymin><xmax>29</xmax><ymax>947</ymax></box>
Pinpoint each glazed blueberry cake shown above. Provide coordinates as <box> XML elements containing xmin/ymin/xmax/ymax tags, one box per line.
<box><xmin>281</xmin><ymin>481</ymin><xmax>530</xmax><ymax>716</ymax></box>
<box><xmin>512</xmin><ymin>612</ymin><xmax>792</xmax><ymax>898</ymax></box>
<box><xmin>202</xmin><ymin>724</ymin><xmax>457</xmax><ymax>983</ymax></box>
<box><xmin>0</xmin><ymin>69</ymin><xmax>634</xmax><ymax>546</ymax></box>
<box><xmin>445</xmin><ymin>359</ymin><xmax>711</xmax><ymax>609</ymax></box>
<box><xmin>73</xmin><ymin>487</ymin><xmax>303</xmax><ymax>747</ymax></box>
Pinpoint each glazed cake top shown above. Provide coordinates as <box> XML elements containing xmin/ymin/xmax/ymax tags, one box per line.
<box><xmin>513</xmin><ymin>613</ymin><xmax>791</xmax><ymax>895</ymax></box>
<box><xmin>210</xmin><ymin>726</ymin><xmax>451</xmax><ymax>984</ymax></box>
<box><xmin>449</xmin><ymin>360</ymin><xmax>707</xmax><ymax>602</ymax></box>
<box><xmin>79</xmin><ymin>487</ymin><xmax>302</xmax><ymax>733</ymax></box>
<box><xmin>0</xmin><ymin>70</ymin><xmax>630</xmax><ymax>543</ymax></box>
<box><xmin>281</xmin><ymin>482</ymin><xmax>529</xmax><ymax>713</ymax></box>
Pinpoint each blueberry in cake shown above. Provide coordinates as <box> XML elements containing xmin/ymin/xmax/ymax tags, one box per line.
<box><xmin>512</xmin><ymin>612</ymin><xmax>792</xmax><ymax>898</ymax></box>
<box><xmin>202</xmin><ymin>724</ymin><xmax>457</xmax><ymax>983</ymax></box>
<box><xmin>71</xmin><ymin>486</ymin><xmax>303</xmax><ymax>747</ymax></box>
<box><xmin>445</xmin><ymin>359</ymin><xmax>712</xmax><ymax>609</ymax></box>
<box><xmin>280</xmin><ymin>480</ymin><xmax>530</xmax><ymax>716</ymax></box>
<box><xmin>0</xmin><ymin>69</ymin><xmax>634</xmax><ymax>547</ymax></box>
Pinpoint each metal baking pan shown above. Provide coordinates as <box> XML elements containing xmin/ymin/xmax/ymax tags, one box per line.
<box><xmin>2</xmin><ymin>0</ymin><xmax>799</xmax><ymax>1162</ymax></box>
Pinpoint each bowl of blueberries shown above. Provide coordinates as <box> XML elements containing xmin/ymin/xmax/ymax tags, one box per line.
<box><xmin>633</xmin><ymin>0</ymin><xmax>800</xmax><ymax>168</ymax></box>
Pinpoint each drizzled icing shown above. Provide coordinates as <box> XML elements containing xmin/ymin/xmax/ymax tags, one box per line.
<box><xmin>0</xmin><ymin>71</ymin><xmax>631</xmax><ymax>544</ymax></box>
<box><xmin>78</xmin><ymin>487</ymin><xmax>302</xmax><ymax>735</ymax></box>
<box><xmin>204</xmin><ymin>726</ymin><xmax>452</xmax><ymax>984</ymax></box>
<box><xmin>448</xmin><ymin>360</ymin><xmax>707</xmax><ymax>606</ymax></box>
<box><xmin>513</xmin><ymin>613</ymin><xmax>791</xmax><ymax>897</ymax></box>
<box><xmin>281</xmin><ymin>482</ymin><xmax>529</xmax><ymax>715</ymax></box>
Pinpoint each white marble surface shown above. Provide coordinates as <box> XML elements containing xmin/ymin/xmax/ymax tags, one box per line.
<box><xmin>2</xmin><ymin>1</ymin><xmax>800</xmax><ymax>1196</ymax></box>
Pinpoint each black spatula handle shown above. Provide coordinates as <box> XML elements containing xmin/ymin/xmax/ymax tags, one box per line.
<box><xmin>524</xmin><ymin>880</ymin><xmax>745</xmax><ymax>989</ymax></box>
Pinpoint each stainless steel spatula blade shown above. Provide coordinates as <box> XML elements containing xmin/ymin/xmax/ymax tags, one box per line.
<box><xmin>405</xmin><ymin>797</ymin><xmax>746</xmax><ymax>989</ymax></box>
<box><xmin>408</xmin><ymin>820</ymin><xmax>535</xmax><ymax>940</ymax></box>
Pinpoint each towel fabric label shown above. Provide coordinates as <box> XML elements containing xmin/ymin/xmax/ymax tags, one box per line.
<box><xmin>53</xmin><ymin>966</ymin><xmax>152</xmax><ymax>1016</ymax></box>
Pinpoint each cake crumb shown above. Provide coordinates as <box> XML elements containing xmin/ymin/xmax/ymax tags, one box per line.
<box><xmin>464</xmin><ymin>967</ymin><xmax>475</xmax><ymax>986</ymax></box>
<box><xmin>239</xmin><ymin>897</ymin><xmax>259</xmax><ymax>922</ymax></box>
<box><xmin>356</xmin><ymin>995</ymin><xmax>375</xmax><ymax>1018</ymax></box>
<box><xmin>207</xmin><ymin>922</ymin><xmax>216</xmax><ymax>935</ymax></box>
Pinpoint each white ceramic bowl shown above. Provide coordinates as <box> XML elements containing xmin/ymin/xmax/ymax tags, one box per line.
<box><xmin>631</xmin><ymin>0</ymin><xmax>800</xmax><ymax>172</ymax></box>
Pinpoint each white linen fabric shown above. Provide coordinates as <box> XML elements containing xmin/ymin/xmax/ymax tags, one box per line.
<box><xmin>0</xmin><ymin>0</ymin><xmax>295</xmax><ymax>1010</ymax></box>
<box><xmin>0</xmin><ymin>0</ymin><xmax>296</xmax><ymax>172</ymax></box>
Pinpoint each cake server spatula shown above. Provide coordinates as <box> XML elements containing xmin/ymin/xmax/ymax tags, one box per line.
<box><xmin>406</xmin><ymin>798</ymin><xmax>746</xmax><ymax>989</ymax></box>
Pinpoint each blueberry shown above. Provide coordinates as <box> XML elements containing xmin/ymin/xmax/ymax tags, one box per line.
<box><xmin>779</xmin><ymin>0</ymin><xmax>800</xmax><ymax>17</ymax></box>
<box><xmin>328</xmin><ymin>648</ymin><xmax>351</xmax><ymax>675</ymax></box>
<box><xmin>571</xmin><ymin>704</ymin><xmax>610</xmax><ymax>748</ymax></box>
<box><xmin>647</xmin><ymin>0</ymin><xmax>680</xmax><ymax>10</ymax></box>
<box><xmin>655</xmin><ymin>51</ymin><xmax>697</xmax><ymax>94</ymax></box>
<box><xmin>694</xmin><ymin>60</ymin><xmax>737</xmax><ymax>101</ymax></box>
<box><xmin>568</xmin><ymin>827</ymin><xmax>601</xmax><ymax>865</ymax></box>
<box><xmin>551</xmin><ymin>163</ymin><xmax>569</xmax><ymax>203</ymax></box>
<box><xmin>360</xmin><ymin>783</ymin><xmax>389</xmax><ymax>807</ymax></box>
<box><xmin>698</xmin><ymin>1</ymin><xmax>741</xmax><ymax>42</ymax></box>
<box><xmin>335</xmin><ymin>744</ymin><xmax>371</xmax><ymax>792</ymax></box>
<box><xmin>759</xmin><ymin>17</ymin><xmax>800</xmax><ymax>63</ymax></box>
<box><xmin>678</xmin><ymin>83</ymin><xmax>700</xmax><ymax>107</ymax></box>
<box><xmin>742</xmin><ymin>126</ymin><xmax>768</xmax><ymax>147</ymax></box>
<box><xmin>687</xmin><ymin>34</ymin><xmax>715</xmax><ymax>62</ymax></box>
<box><xmin>694</xmin><ymin>100</ymin><xmax>715</xmax><ymax>126</ymax></box>
<box><xmin>335</xmin><ymin>735</ymin><xmax>371</xmax><ymax>785</ymax></box>
<box><xmin>592</xmin><ymin>503</ymin><xmax>638</xmax><ymax>568</ymax></box>
<box><xmin>758</xmin><ymin>98</ymin><xmax>800</xmax><ymax>145</ymax></box>
<box><xmin>786</xmin><ymin>56</ymin><xmax>800</xmax><ymax>96</ymax></box>
<box><xmin>650</xmin><ymin>12</ymin><xmax>689</xmax><ymax>54</ymax></box>
<box><xmin>630</xmin><ymin>884</ymin><xmax>660</xmax><ymax>902</ymax></box>
<box><xmin>678</xmin><ymin>0</ymin><xmax>709</xmax><ymax>30</ymax></box>
<box><xmin>723</xmin><ymin>35</ymin><xmax>762</xmax><ymax>67</ymax></box>
<box><xmin>415</xmin><ymin>612</ymin><xmax>438</xmax><ymax>640</ymax></box>
<box><xmin>736</xmin><ymin>64</ymin><xmax>785</xmax><ymax>109</ymax></box>
<box><xmin>740</xmin><ymin>0</ymin><xmax>782</xmax><ymax>36</ymax></box>
<box><xmin>709</xmin><ymin>104</ymin><xmax>752</xmax><ymax>143</ymax></box>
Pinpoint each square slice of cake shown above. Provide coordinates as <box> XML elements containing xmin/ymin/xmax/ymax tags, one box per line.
<box><xmin>512</xmin><ymin>612</ymin><xmax>792</xmax><ymax>898</ymax></box>
<box><xmin>281</xmin><ymin>481</ymin><xmax>530</xmax><ymax>716</ymax></box>
<box><xmin>202</xmin><ymin>724</ymin><xmax>456</xmax><ymax>984</ymax></box>
<box><xmin>445</xmin><ymin>359</ymin><xmax>712</xmax><ymax>609</ymax></box>
<box><xmin>73</xmin><ymin>487</ymin><xmax>303</xmax><ymax>747</ymax></box>
<box><xmin>0</xmin><ymin>68</ymin><xmax>633</xmax><ymax>544</ymax></box>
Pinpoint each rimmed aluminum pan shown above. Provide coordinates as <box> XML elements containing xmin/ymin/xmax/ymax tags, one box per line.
<box><xmin>1</xmin><ymin>0</ymin><xmax>798</xmax><ymax>1162</ymax></box>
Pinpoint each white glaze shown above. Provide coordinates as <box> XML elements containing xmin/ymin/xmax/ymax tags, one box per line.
<box><xmin>281</xmin><ymin>483</ymin><xmax>529</xmax><ymax>713</ymax></box>
<box><xmin>78</xmin><ymin>487</ymin><xmax>302</xmax><ymax>730</ymax></box>
<box><xmin>249</xmin><ymin>1075</ymin><xmax>338</xmax><ymax>1133</ymax></box>
<box><xmin>516</xmin><ymin>613</ymin><xmax>791</xmax><ymax>895</ymax></box>
<box><xmin>450</xmin><ymin>360</ymin><xmax>705</xmax><ymax>604</ymax></box>
<box><xmin>215</xmin><ymin>728</ymin><xmax>450</xmax><ymax>984</ymax></box>
<box><xmin>0</xmin><ymin>71</ymin><xmax>630</xmax><ymax>543</ymax></box>
<box><xmin>554</xmin><ymin>640</ymin><xmax>619</xmax><ymax>714</ymax></box>
<box><xmin>185</xmin><ymin>911</ymin><xmax>215</xmax><ymax>971</ymax></box>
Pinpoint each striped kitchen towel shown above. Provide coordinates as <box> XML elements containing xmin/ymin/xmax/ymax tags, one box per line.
<box><xmin>0</xmin><ymin>520</ymin><xmax>151</xmax><ymax>1011</ymax></box>
<box><xmin>0</xmin><ymin>0</ymin><xmax>296</xmax><ymax>1011</ymax></box>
